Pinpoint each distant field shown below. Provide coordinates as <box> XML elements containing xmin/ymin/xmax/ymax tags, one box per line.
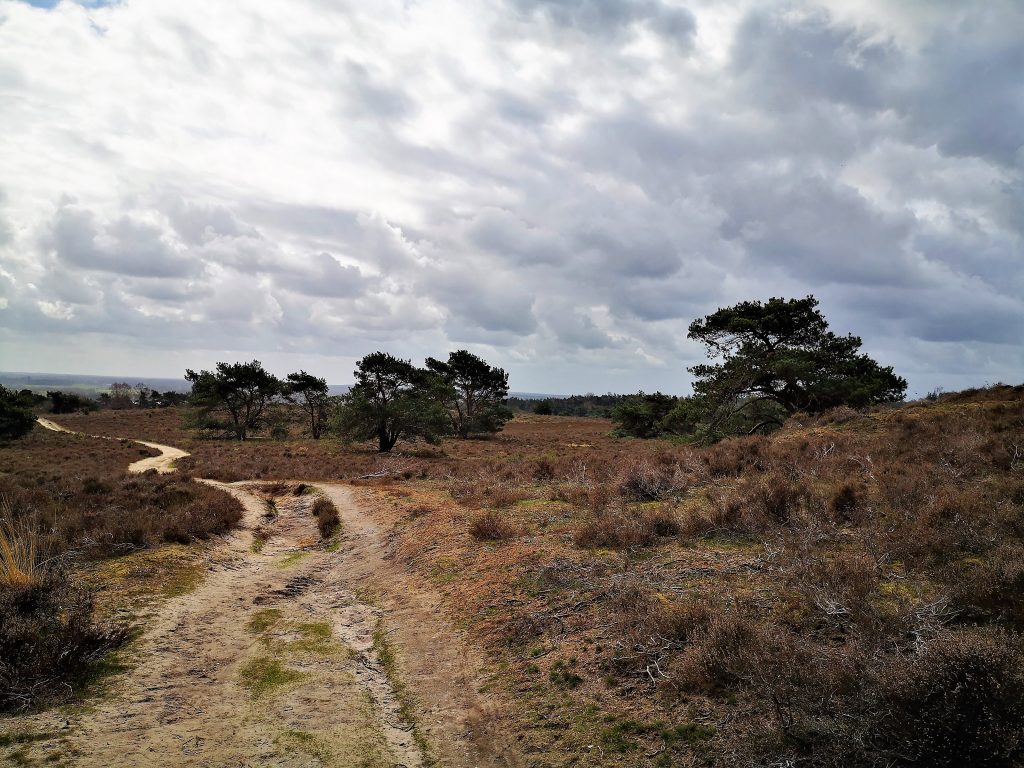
<box><xmin>0</xmin><ymin>371</ymin><xmax>192</xmax><ymax>395</ymax></box>
<box><xmin>0</xmin><ymin>370</ymin><xmax>555</xmax><ymax>401</ymax></box>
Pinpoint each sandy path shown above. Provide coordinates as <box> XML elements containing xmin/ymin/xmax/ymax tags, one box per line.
<box><xmin>129</xmin><ymin>440</ymin><xmax>190</xmax><ymax>473</ymax></box>
<box><xmin>14</xmin><ymin>419</ymin><xmax>519</xmax><ymax>767</ymax></box>
<box><xmin>35</xmin><ymin>417</ymin><xmax>189</xmax><ymax>474</ymax></box>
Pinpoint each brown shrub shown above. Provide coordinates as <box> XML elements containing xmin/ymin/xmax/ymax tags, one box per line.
<box><xmin>0</xmin><ymin>566</ymin><xmax>127</xmax><ymax>712</ymax></box>
<box><xmin>469</xmin><ymin>510</ymin><xmax>517</xmax><ymax>541</ymax></box>
<box><xmin>616</xmin><ymin>460</ymin><xmax>688</xmax><ymax>501</ymax></box>
<box><xmin>787</xmin><ymin>549</ymin><xmax>887</xmax><ymax>637</ymax></box>
<box><xmin>828</xmin><ymin>482</ymin><xmax>865</xmax><ymax>523</ymax></box>
<box><xmin>574</xmin><ymin>505</ymin><xmax>662</xmax><ymax>549</ymax></box>
<box><xmin>702</xmin><ymin>437</ymin><xmax>767</xmax><ymax>477</ymax></box>
<box><xmin>864</xmin><ymin>631</ymin><xmax>1024</xmax><ymax>767</ymax></box>
<box><xmin>947</xmin><ymin>545</ymin><xmax>1024</xmax><ymax>629</ymax></box>
<box><xmin>676</xmin><ymin>608</ymin><xmax>762</xmax><ymax>693</ymax></box>
<box><xmin>311</xmin><ymin>495</ymin><xmax>340</xmax><ymax>539</ymax></box>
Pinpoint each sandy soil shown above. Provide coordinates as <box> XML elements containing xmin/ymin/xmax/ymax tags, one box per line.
<box><xmin>36</xmin><ymin>417</ymin><xmax>188</xmax><ymax>474</ymax></box>
<box><xmin>10</xmin><ymin>422</ymin><xmax>520</xmax><ymax>767</ymax></box>
<box><xmin>129</xmin><ymin>440</ymin><xmax>190</xmax><ymax>473</ymax></box>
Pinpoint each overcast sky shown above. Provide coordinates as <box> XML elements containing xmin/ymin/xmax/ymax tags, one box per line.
<box><xmin>0</xmin><ymin>0</ymin><xmax>1021</xmax><ymax>395</ymax></box>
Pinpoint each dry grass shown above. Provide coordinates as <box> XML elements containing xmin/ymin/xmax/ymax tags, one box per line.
<box><xmin>0</xmin><ymin>510</ymin><xmax>38</xmax><ymax>588</ymax></box>
<box><xmin>369</xmin><ymin>385</ymin><xmax>1024</xmax><ymax>766</ymax></box>
<box><xmin>38</xmin><ymin>387</ymin><xmax>1024</xmax><ymax>765</ymax></box>
<box><xmin>0</xmin><ymin>426</ymin><xmax>244</xmax><ymax>712</ymax></box>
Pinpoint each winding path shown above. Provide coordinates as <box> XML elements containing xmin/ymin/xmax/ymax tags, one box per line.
<box><xmin>36</xmin><ymin>417</ymin><xmax>189</xmax><ymax>474</ymax></box>
<box><xmin>19</xmin><ymin>417</ymin><xmax>519</xmax><ymax>767</ymax></box>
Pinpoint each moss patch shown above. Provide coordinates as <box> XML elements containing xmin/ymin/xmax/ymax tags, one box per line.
<box><xmin>275</xmin><ymin>551</ymin><xmax>310</xmax><ymax>569</ymax></box>
<box><xmin>247</xmin><ymin>608</ymin><xmax>283</xmax><ymax>634</ymax></box>
<box><xmin>238</xmin><ymin>656</ymin><xmax>306</xmax><ymax>699</ymax></box>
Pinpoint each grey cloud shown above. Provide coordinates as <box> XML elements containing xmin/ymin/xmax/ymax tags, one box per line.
<box><xmin>467</xmin><ymin>207</ymin><xmax>567</xmax><ymax>266</ymax></box>
<box><xmin>902</xmin><ymin>33</ymin><xmax>1024</xmax><ymax>166</ymax></box>
<box><xmin>159</xmin><ymin>193</ymin><xmax>256</xmax><ymax>245</ymax></box>
<box><xmin>2</xmin><ymin>1</ymin><xmax>1021</xmax><ymax>395</ymax></box>
<box><xmin>718</xmin><ymin>175</ymin><xmax>919</xmax><ymax>287</ymax></box>
<box><xmin>539</xmin><ymin>304</ymin><xmax>613</xmax><ymax>349</ymax></box>
<box><xmin>46</xmin><ymin>203</ymin><xmax>199</xmax><ymax>279</ymax></box>
<box><xmin>0</xmin><ymin>194</ymin><xmax>10</xmax><ymax>247</ymax></box>
<box><xmin>511</xmin><ymin>0</ymin><xmax>696</xmax><ymax>49</ymax></box>
<box><xmin>241</xmin><ymin>202</ymin><xmax>361</xmax><ymax>245</ymax></box>
<box><xmin>576</xmin><ymin>222</ymin><xmax>681</xmax><ymax>279</ymax></box>
<box><xmin>273</xmin><ymin>252</ymin><xmax>369</xmax><ymax>298</ymax></box>
<box><xmin>342</xmin><ymin>61</ymin><xmax>415</xmax><ymax>122</ymax></box>
<box><xmin>425</xmin><ymin>268</ymin><xmax>537</xmax><ymax>337</ymax></box>
<box><xmin>732</xmin><ymin>10</ymin><xmax>893</xmax><ymax>111</ymax></box>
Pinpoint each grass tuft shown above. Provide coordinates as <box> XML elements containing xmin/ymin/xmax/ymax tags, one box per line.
<box><xmin>238</xmin><ymin>656</ymin><xmax>305</xmax><ymax>699</ymax></box>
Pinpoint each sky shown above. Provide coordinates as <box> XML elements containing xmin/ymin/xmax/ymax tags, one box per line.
<box><xmin>0</xmin><ymin>0</ymin><xmax>1021</xmax><ymax>396</ymax></box>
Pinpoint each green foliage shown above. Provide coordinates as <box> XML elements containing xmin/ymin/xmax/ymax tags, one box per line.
<box><xmin>610</xmin><ymin>392</ymin><xmax>678</xmax><ymax>438</ymax></box>
<box><xmin>425</xmin><ymin>349</ymin><xmax>511</xmax><ymax>437</ymax></box>
<box><xmin>611</xmin><ymin>297</ymin><xmax>905</xmax><ymax>442</ymax></box>
<box><xmin>688</xmin><ymin>296</ymin><xmax>906</xmax><ymax>434</ymax></box>
<box><xmin>334</xmin><ymin>352</ymin><xmax>451</xmax><ymax>452</ymax></box>
<box><xmin>46</xmin><ymin>390</ymin><xmax>96</xmax><ymax>414</ymax></box>
<box><xmin>283</xmin><ymin>370</ymin><xmax>332</xmax><ymax>439</ymax></box>
<box><xmin>184</xmin><ymin>360</ymin><xmax>282</xmax><ymax>440</ymax></box>
<box><xmin>532</xmin><ymin>399</ymin><xmax>554</xmax><ymax>415</ymax></box>
<box><xmin>508</xmin><ymin>393</ymin><xmax>629</xmax><ymax>417</ymax></box>
<box><xmin>0</xmin><ymin>386</ymin><xmax>35</xmax><ymax>443</ymax></box>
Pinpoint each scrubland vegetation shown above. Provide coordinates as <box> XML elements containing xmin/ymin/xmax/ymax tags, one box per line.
<box><xmin>3</xmin><ymin>299</ymin><xmax>1021</xmax><ymax>766</ymax></box>
<box><xmin>378</xmin><ymin>386</ymin><xmax>1024</xmax><ymax>767</ymax></box>
<box><xmin>0</xmin><ymin>427</ymin><xmax>243</xmax><ymax>711</ymax></box>
<box><xmin>40</xmin><ymin>384</ymin><xmax>1024</xmax><ymax>766</ymax></box>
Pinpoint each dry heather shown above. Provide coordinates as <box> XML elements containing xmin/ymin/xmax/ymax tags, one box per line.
<box><xmin>43</xmin><ymin>387</ymin><xmax>1024</xmax><ymax>766</ymax></box>
<box><xmin>0</xmin><ymin>427</ymin><xmax>244</xmax><ymax>711</ymax></box>
<box><xmin>365</xmin><ymin>385</ymin><xmax>1024</xmax><ymax>768</ymax></box>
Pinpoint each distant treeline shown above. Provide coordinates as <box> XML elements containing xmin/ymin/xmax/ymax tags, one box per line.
<box><xmin>11</xmin><ymin>384</ymin><xmax>191</xmax><ymax>415</ymax></box>
<box><xmin>507</xmin><ymin>394</ymin><xmax>630</xmax><ymax>418</ymax></box>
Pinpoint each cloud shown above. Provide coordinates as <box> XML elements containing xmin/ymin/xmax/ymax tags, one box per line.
<box><xmin>46</xmin><ymin>202</ymin><xmax>199</xmax><ymax>279</ymax></box>
<box><xmin>0</xmin><ymin>0</ymin><xmax>1020</xmax><ymax>394</ymax></box>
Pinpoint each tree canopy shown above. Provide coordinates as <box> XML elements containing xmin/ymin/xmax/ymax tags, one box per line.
<box><xmin>687</xmin><ymin>296</ymin><xmax>906</xmax><ymax>434</ymax></box>
<box><xmin>284</xmin><ymin>370</ymin><xmax>332</xmax><ymax>439</ymax></box>
<box><xmin>185</xmin><ymin>360</ymin><xmax>282</xmax><ymax>440</ymax></box>
<box><xmin>610</xmin><ymin>392</ymin><xmax>678</xmax><ymax>438</ymax></box>
<box><xmin>334</xmin><ymin>352</ymin><xmax>450</xmax><ymax>452</ymax></box>
<box><xmin>425</xmin><ymin>350</ymin><xmax>511</xmax><ymax>438</ymax></box>
<box><xmin>0</xmin><ymin>386</ymin><xmax>36</xmax><ymax>442</ymax></box>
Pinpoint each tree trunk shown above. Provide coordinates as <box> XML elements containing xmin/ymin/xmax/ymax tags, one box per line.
<box><xmin>378</xmin><ymin>427</ymin><xmax>398</xmax><ymax>452</ymax></box>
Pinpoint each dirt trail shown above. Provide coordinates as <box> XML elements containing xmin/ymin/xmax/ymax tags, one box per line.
<box><xmin>35</xmin><ymin>417</ymin><xmax>189</xmax><ymax>474</ymax></box>
<box><xmin>13</xmin><ymin>421</ymin><xmax>519</xmax><ymax>767</ymax></box>
<box><xmin>129</xmin><ymin>440</ymin><xmax>190</xmax><ymax>473</ymax></box>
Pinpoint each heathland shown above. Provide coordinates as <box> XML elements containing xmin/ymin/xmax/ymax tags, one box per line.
<box><xmin>1</xmin><ymin>383</ymin><xmax>1022</xmax><ymax>766</ymax></box>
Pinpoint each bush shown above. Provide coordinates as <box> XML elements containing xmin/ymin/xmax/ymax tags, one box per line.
<box><xmin>616</xmin><ymin>460</ymin><xmax>687</xmax><ymax>501</ymax></box>
<box><xmin>47</xmin><ymin>390</ymin><xmax>96</xmax><ymax>414</ymax></box>
<box><xmin>0</xmin><ymin>566</ymin><xmax>126</xmax><ymax>711</ymax></box>
<box><xmin>469</xmin><ymin>510</ymin><xmax>517</xmax><ymax>541</ymax></box>
<box><xmin>948</xmin><ymin>545</ymin><xmax>1024</xmax><ymax>629</ymax></box>
<box><xmin>0</xmin><ymin>475</ymin><xmax>244</xmax><ymax>556</ymax></box>
<box><xmin>0</xmin><ymin>386</ymin><xmax>35</xmax><ymax>443</ymax></box>
<box><xmin>311</xmin><ymin>495</ymin><xmax>340</xmax><ymax>539</ymax></box>
<box><xmin>865</xmin><ymin>632</ymin><xmax>1024</xmax><ymax>767</ymax></box>
<box><xmin>574</xmin><ymin>507</ymin><xmax>656</xmax><ymax>549</ymax></box>
<box><xmin>677</xmin><ymin>609</ymin><xmax>761</xmax><ymax>693</ymax></box>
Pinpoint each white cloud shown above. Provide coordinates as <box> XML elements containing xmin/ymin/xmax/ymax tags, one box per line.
<box><xmin>0</xmin><ymin>0</ymin><xmax>1021</xmax><ymax>393</ymax></box>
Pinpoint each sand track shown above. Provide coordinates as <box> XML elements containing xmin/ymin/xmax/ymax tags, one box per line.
<box><xmin>11</xmin><ymin>420</ymin><xmax>519</xmax><ymax>767</ymax></box>
<box><xmin>36</xmin><ymin>417</ymin><xmax>189</xmax><ymax>474</ymax></box>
